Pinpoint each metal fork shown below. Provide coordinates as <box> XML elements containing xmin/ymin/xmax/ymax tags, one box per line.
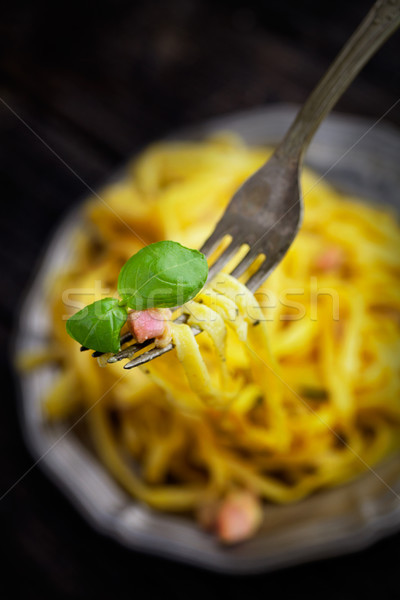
<box><xmin>83</xmin><ymin>0</ymin><xmax>400</xmax><ymax>369</ymax></box>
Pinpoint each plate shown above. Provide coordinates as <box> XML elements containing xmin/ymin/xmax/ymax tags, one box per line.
<box><xmin>13</xmin><ymin>105</ymin><xmax>400</xmax><ymax>573</ymax></box>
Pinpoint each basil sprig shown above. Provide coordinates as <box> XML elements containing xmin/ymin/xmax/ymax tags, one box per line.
<box><xmin>118</xmin><ymin>241</ymin><xmax>208</xmax><ymax>309</ymax></box>
<box><xmin>66</xmin><ymin>298</ymin><xmax>128</xmax><ymax>354</ymax></box>
<box><xmin>66</xmin><ymin>241</ymin><xmax>208</xmax><ymax>353</ymax></box>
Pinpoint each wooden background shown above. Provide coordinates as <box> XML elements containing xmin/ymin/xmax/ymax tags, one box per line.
<box><xmin>1</xmin><ymin>0</ymin><xmax>399</xmax><ymax>597</ymax></box>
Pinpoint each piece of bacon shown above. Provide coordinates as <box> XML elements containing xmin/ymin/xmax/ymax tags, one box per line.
<box><xmin>127</xmin><ymin>308</ymin><xmax>172</xmax><ymax>346</ymax></box>
<box><xmin>216</xmin><ymin>490</ymin><xmax>263</xmax><ymax>543</ymax></box>
<box><xmin>315</xmin><ymin>246</ymin><xmax>344</xmax><ymax>272</ymax></box>
<box><xmin>197</xmin><ymin>490</ymin><xmax>263</xmax><ymax>544</ymax></box>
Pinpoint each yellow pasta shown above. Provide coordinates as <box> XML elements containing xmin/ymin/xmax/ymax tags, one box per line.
<box><xmin>28</xmin><ymin>133</ymin><xmax>400</xmax><ymax>539</ymax></box>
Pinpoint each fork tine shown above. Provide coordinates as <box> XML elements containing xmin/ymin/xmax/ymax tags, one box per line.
<box><xmin>229</xmin><ymin>248</ymin><xmax>264</xmax><ymax>279</ymax></box>
<box><xmin>245</xmin><ymin>253</ymin><xmax>282</xmax><ymax>292</ymax></box>
<box><xmin>208</xmin><ymin>244</ymin><xmax>240</xmax><ymax>278</ymax></box>
<box><xmin>199</xmin><ymin>229</ymin><xmax>225</xmax><ymax>257</ymax></box>
<box><xmin>107</xmin><ymin>338</ymin><xmax>153</xmax><ymax>363</ymax></box>
<box><xmin>124</xmin><ymin>342</ymin><xmax>174</xmax><ymax>369</ymax></box>
<box><xmin>124</xmin><ymin>324</ymin><xmax>202</xmax><ymax>369</ymax></box>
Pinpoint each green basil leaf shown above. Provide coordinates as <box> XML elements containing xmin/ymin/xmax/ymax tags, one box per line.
<box><xmin>117</xmin><ymin>241</ymin><xmax>208</xmax><ymax>309</ymax></box>
<box><xmin>66</xmin><ymin>298</ymin><xmax>128</xmax><ymax>353</ymax></box>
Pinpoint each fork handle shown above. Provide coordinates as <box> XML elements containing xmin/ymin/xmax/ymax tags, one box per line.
<box><xmin>275</xmin><ymin>0</ymin><xmax>400</xmax><ymax>162</ymax></box>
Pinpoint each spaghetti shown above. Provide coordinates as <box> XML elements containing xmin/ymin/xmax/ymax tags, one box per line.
<box><xmin>30</xmin><ymin>133</ymin><xmax>400</xmax><ymax>541</ymax></box>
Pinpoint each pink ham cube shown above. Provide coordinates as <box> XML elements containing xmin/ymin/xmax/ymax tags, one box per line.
<box><xmin>127</xmin><ymin>309</ymin><xmax>171</xmax><ymax>344</ymax></box>
<box><xmin>216</xmin><ymin>491</ymin><xmax>263</xmax><ymax>544</ymax></box>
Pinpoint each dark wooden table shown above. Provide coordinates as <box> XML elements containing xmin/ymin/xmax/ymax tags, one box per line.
<box><xmin>1</xmin><ymin>1</ymin><xmax>399</xmax><ymax>597</ymax></box>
